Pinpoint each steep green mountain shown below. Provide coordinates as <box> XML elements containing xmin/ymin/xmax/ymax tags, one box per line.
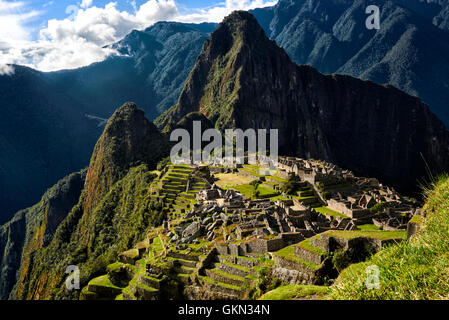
<box><xmin>156</xmin><ymin>11</ymin><xmax>449</xmax><ymax>194</ymax></box>
<box><xmin>250</xmin><ymin>0</ymin><xmax>449</xmax><ymax>127</ymax></box>
<box><xmin>12</xmin><ymin>103</ymin><xmax>169</xmax><ymax>300</ymax></box>
<box><xmin>0</xmin><ymin>169</ymin><xmax>86</xmax><ymax>300</ymax></box>
<box><xmin>0</xmin><ymin>22</ymin><xmax>216</xmax><ymax>223</ymax></box>
<box><xmin>0</xmin><ymin>66</ymin><xmax>102</xmax><ymax>225</ymax></box>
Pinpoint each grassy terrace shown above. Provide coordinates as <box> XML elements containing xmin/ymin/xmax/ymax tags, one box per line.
<box><xmin>266</xmin><ymin>175</ymin><xmax>287</xmax><ymax>183</ymax></box>
<box><xmin>357</xmin><ymin>224</ymin><xmax>381</xmax><ymax>231</ymax></box>
<box><xmin>270</xmin><ymin>195</ymin><xmax>290</xmax><ymax>201</ymax></box>
<box><xmin>259</xmin><ymin>284</ymin><xmax>329</xmax><ymax>300</ymax></box>
<box><xmin>221</xmin><ymin>183</ymin><xmax>279</xmax><ymax>199</ymax></box>
<box><xmin>221</xmin><ymin>260</ymin><xmax>250</xmax><ymax>273</ymax></box>
<box><xmin>297</xmin><ymin>238</ymin><xmax>327</xmax><ymax>256</ymax></box>
<box><xmin>211</xmin><ymin>269</ymin><xmax>246</xmax><ymax>282</ymax></box>
<box><xmin>199</xmin><ymin>275</ymin><xmax>242</xmax><ymax>291</ymax></box>
<box><xmin>214</xmin><ymin>173</ymin><xmax>254</xmax><ymax>189</ymax></box>
<box><xmin>240</xmin><ymin>167</ymin><xmax>265</xmax><ymax>177</ymax></box>
<box><xmin>315</xmin><ymin>206</ymin><xmax>347</xmax><ymax>219</ymax></box>
<box><xmin>274</xmin><ymin>245</ymin><xmax>321</xmax><ymax>270</ymax></box>
<box><xmin>323</xmin><ymin>230</ymin><xmax>407</xmax><ymax>241</ymax></box>
<box><xmin>292</xmin><ymin>195</ymin><xmax>317</xmax><ymax>201</ymax></box>
<box><xmin>89</xmin><ymin>275</ymin><xmax>125</xmax><ymax>290</ymax></box>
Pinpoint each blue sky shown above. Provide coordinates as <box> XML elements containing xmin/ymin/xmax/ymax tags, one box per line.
<box><xmin>26</xmin><ymin>1</ymin><xmax>231</xmax><ymax>39</ymax></box>
<box><xmin>0</xmin><ymin>0</ymin><xmax>277</xmax><ymax>73</ymax></box>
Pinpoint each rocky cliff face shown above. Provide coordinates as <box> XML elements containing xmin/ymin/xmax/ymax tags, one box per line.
<box><xmin>0</xmin><ymin>170</ymin><xmax>86</xmax><ymax>300</ymax></box>
<box><xmin>250</xmin><ymin>0</ymin><xmax>449</xmax><ymax>127</ymax></box>
<box><xmin>157</xmin><ymin>11</ymin><xmax>449</xmax><ymax>194</ymax></box>
<box><xmin>13</xmin><ymin>103</ymin><xmax>168</xmax><ymax>300</ymax></box>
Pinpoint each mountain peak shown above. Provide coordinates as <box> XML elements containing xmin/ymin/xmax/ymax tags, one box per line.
<box><xmin>221</xmin><ymin>10</ymin><xmax>265</xmax><ymax>32</ymax></box>
<box><xmin>156</xmin><ymin>10</ymin><xmax>449</xmax><ymax>193</ymax></box>
<box><xmin>84</xmin><ymin>102</ymin><xmax>167</xmax><ymax>211</ymax></box>
<box><xmin>211</xmin><ymin>11</ymin><xmax>270</xmax><ymax>49</ymax></box>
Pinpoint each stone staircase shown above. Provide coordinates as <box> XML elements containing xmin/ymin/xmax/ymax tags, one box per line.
<box><xmin>198</xmin><ymin>253</ymin><xmax>261</xmax><ymax>300</ymax></box>
<box><xmin>150</xmin><ymin>165</ymin><xmax>209</xmax><ymax>219</ymax></box>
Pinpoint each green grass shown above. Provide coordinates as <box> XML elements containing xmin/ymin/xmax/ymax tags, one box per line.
<box><xmin>122</xmin><ymin>285</ymin><xmax>136</xmax><ymax>299</ymax></box>
<box><xmin>221</xmin><ymin>260</ymin><xmax>250</xmax><ymax>273</ymax></box>
<box><xmin>297</xmin><ymin>238</ymin><xmax>327</xmax><ymax>256</ymax></box>
<box><xmin>211</xmin><ymin>269</ymin><xmax>246</xmax><ymax>282</ymax></box>
<box><xmin>330</xmin><ymin>175</ymin><xmax>449</xmax><ymax>299</ymax></box>
<box><xmin>323</xmin><ymin>230</ymin><xmax>406</xmax><ymax>241</ymax></box>
<box><xmin>409</xmin><ymin>215</ymin><xmax>423</xmax><ymax>225</ymax></box>
<box><xmin>259</xmin><ymin>285</ymin><xmax>329</xmax><ymax>300</ymax></box>
<box><xmin>315</xmin><ymin>206</ymin><xmax>347</xmax><ymax>219</ymax></box>
<box><xmin>266</xmin><ymin>175</ymin><xmax>287</xmax><ymax>183</ymax></box>
<box><xmin>274</xmin><ymin>245</ymin><xmax>321</xmax><ymax>270</ymax></box>
<box><xmin>292</xmin><ymin>195</ymin><xmax>317</xmax><ymax>201</ymax></box>
<box><xmin>270</xmin><ymin>195</ymin><xmax>290</xmax><ymax>201</ymax></box>
<box><xmin>223</xmin><ymin>184</ymin><xmax>278</xmax><ymax>199</ymax></box>
<box><xmin>199</xmin><ymin>275</ymin><xmax>241</xmax><ymax>291</ymax></box>
<box><xmin>357</xmin><ymin>224</ymin><xmax>381</xmax><ymax>231</ymax></box>
<box><xmin>214</xmin><ymin>173</ymin><xmax>254</xmax><ymax>189</ymax></box>
<box><xmin>89</xmin><ymin>275</ymin><xmax>124</xmax><ymax>289</ymax></box>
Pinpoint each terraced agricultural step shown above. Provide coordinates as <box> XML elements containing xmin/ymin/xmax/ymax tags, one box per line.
<box><xmin>164</xmin><ymin>185</ymin><xmax>185</xmax><ymax>191</ymax></box>
<box><xmin>122</xmin><ymin>286</ymin><xmax>137</xmax><ymax>300</ymax></box>
<box><xmin>168</xmin><ymin>257</ymin><xmax>198</xmax><ymax>268</ymax></box>
<box><xmin>189</xmin><ymin>187</ymin><xmax>206</xmax><ymax>192</ymax></box>
<box><xmin>136</xmin><ymin>282</ymin><xmax>159</xmax><ymax>300</ymax></box>
<box><xmin>199</xmin><ymin>276</ymin><xmax>242</xmax><ymax>299</ymax></box>
<box><xmin>80</xmin><ymin>286</ymin><xmax>98</xmax><ymax>300</ymax></box>
<box><xmin>294</xmin><ymin>238</ymin><xmax>328</xmax><ymax>265</ymax></box>
<box><xmin>167</xmin><ymin>251</ymin><xmax>201</xmax><ymax>262</ymax></box>
<box><xmin>168</xmin><ymin>172</ymin><xmax>190</xmax><ymax>178</ymax></box>
<box><xmin>107</xmin><ymin>262</ymin><xmax>137</xmax><ymax>286</ymax></box>
<box><xmin>205</xmin><ymin>269</ymin><xmax>246</xmax><ymax>287</ymax></box>
<box><xmin>310</xmin><ymin>235</ymin><xmax>330</xmax><ymax>252</ymax></box>
<box><xmin>175</xmin><ymin>265</ymin><xmax>196</xmax><ymax>275</ymax></box>
<box><xmin>87</xmin><ymin>275</ymin><xmax>124</xmax><ymax>298</ymax></box>
<box><xmin>180</xmin><ymin>192</ymin><xmax>196</xmax><ymax>199</ymax></box>
<box><xmin>164</xmin><ymin>177</ymin><xmax>188</xmax><ymax>184</ymax></box>
<box><xmin>138</xmin><ymin>275</ymin><xmax>162</xmax><ymax>289</ymax></box>
<box><xmin>177</xmin><ymin>273</ymin><xmax>191</xmax><ymax>285</ymax></box>
<box><xmin>173</xmin><ymin>205</ymin><xmax>188</xmax><ymax>213</ymax></box>
<box><xmin>273</xmin><ymin>245</ymin><xmax>322</xmax><ymax>279</ymax></box>
<box><xmin>218</xmin><ymin>255</ymin><xmax>261</xmax><ymax>269</ymax></box>
<box><xmin>171</xmin><ymin>169</ymin><xmax>193</xmax><ymax>174</ymax></box>
<box><xmin>174</xmin><ymin>198</ymin><xmax>191</xmax><ymax>207</ymax></box>
<box><xmin>215</xmin><ymin>261</ymin><xmax>254</xmax><ymax>277</ymax></box>
<box><xmin>118</xmin><ymin>249</ymin><xmax>140</xmax><ymax>264</ymax></box>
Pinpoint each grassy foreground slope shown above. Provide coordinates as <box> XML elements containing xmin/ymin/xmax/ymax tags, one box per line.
<box><xmin>330</xmin><ymin>176</ymin><xmax>449</xmax><ymax>300</ymax></box>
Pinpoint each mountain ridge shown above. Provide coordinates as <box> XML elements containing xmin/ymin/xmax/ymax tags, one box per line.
<box><xmin>0</xmin><ymin>21</ymin><xmax>215</xmax><ymax>223</ymax></box>
<box><xmin>12</xmin><ymin>103</ymin><xmax>169</xmax><ymax>300</ymax></box>
<box><xmin>250</xmin><ymin>0</ymin><xmax>449</xmax><ymax>126</ymax></box>
<box><xmin>156</xmin><ymin>10</ymin><xmax>449</xmax><ymax>194</ymax></box>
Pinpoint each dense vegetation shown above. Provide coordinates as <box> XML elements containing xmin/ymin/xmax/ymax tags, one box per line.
<box><xmin>13</xmin><ymin>165</ymin><xmax>164</xmax><ymax>299</ymax></box>
<box><xmin>0</xmin><ymin>169</ymin><xmax>86</xmax><ymax>299</ymax></box>
<box><xmin>330</xmin><ymin>175</ymin><xmax>449</xmax><ymax>299</ymax></box>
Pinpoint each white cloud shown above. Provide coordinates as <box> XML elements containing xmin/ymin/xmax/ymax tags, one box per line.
<box><xmin>177</xmin><ymin>0</ymin><xmax>278</xmax><ymax>23</ymax></box>
<box><xmin>0</xmin><ymin>63</ymin><xmax>14</xmax><ymax>75</ymax></box>
<box><xmin>0</xmin><ymin>0</ymin><xmax>277</xmax><ymax>72</ymax></box>
<box><xmin>80</xmin><ymin>0</ymin><xmax>93</xmax><ymax>9</ymax></box>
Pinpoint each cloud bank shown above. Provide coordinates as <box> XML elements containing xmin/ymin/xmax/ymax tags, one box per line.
<box><xmin>0</xmin><ymin>0</ymin><xmax>277</xmax><ymax>73</ymax></box>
